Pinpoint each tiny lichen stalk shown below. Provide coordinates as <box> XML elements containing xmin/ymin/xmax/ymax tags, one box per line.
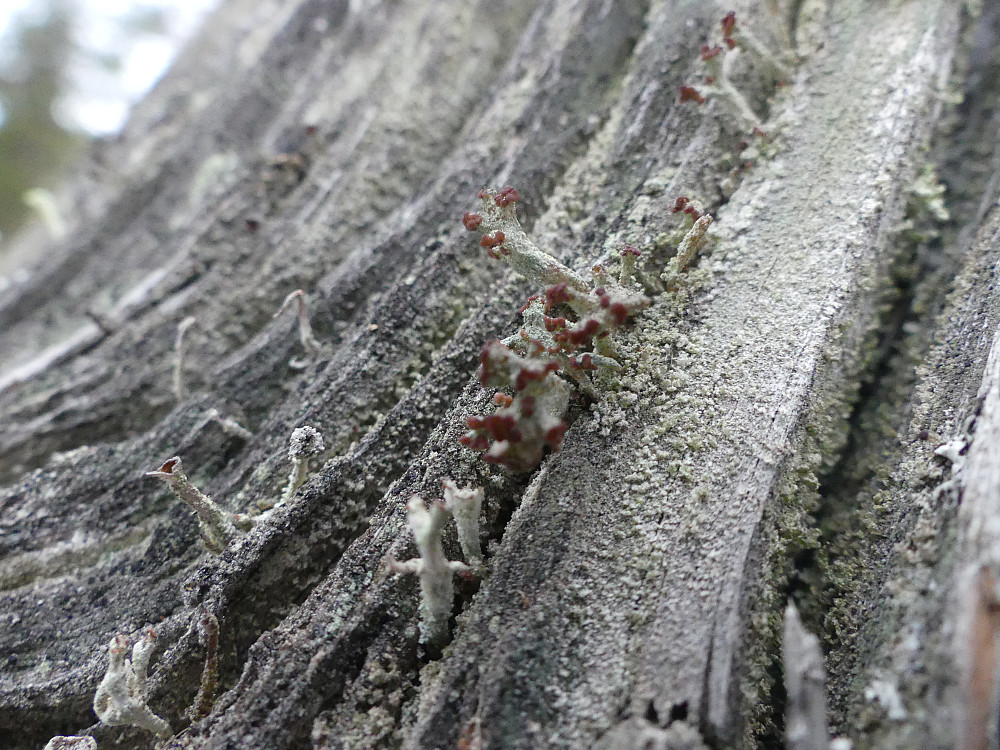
<box><xmin>145</xmin><ymin>456</ymin><xmax>240</xmax><ymax>553</ymax></box>
<box><xmin>280</xmin><ymin>425</ymin><xmax>325</xmax><ymax>504</ymax></box>
<box><xmin>441</xmin><ymin>478</ymin><xmax>485</xmax><ymax>568</ymax></box>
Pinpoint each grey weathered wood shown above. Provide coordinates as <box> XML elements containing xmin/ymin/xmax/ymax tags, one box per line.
<box><xmin>1</xmin><ymin>0</ymin><xmax>996</xmax><ymax>748</ymax></box>
<box><xmin>783</xmin><ymin>603</ymin><xmax>829</xmax><ymax>750</ymax></box>
<box><xmin>953</xmin><ymin>334</ymin><xmax>1000</xmax><ymax>750</ymax></box>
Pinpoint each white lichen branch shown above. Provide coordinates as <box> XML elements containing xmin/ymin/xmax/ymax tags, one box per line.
<box><xmin>441</xmin><ymin>479</ymin><xmax>484</xmax><ymax>568</ymax></box>
<box><xmin>173</xmin><ymin>316</ymin><xmax>197</xmax><ymax>401</ymax></box>
<box><xmin>726</xmin><ymin>17</ymin><xmax>793</xmax><ymax>81</ymax></box>
<box><xmin>389</xmin><ymin>496</ymin><xmax>472</xmax><ymax>648</ymax></box>
<box><xmin>701</xmin><ymin>45</ymin><xmax>763</xmax><ymax>132</ymax></box>
<box><xmin>675</xmin><ymin>214</ymin><xmax>713</xmax><ymax>272</ymax></box>
<box><xmin>187</xmin><ymin>610</ymin><xmax>219</xmax><ymax>721</ymax></box>
<box><xmin>205</xmin><ymin>408</ymin><xmax>253</xmax><ymax>440</ymax></box>
<box><xmin>43</xmin><ymin>737</ymin><xmax>97</xmax><ymax>750</ymax></box>
<box><xmin>93</xmin><ymin>630</ymin><xmax>171</xmax><ymax>738</ymax></box>
<box><xmin>783</xmin><ymin>602</ymin><xmax>830</xmax><ymax>750</ymax></box>
<box><xmin>661</xmin><ymin>214</ymin><xmax>714</xmax><ymax>286</ymax></box>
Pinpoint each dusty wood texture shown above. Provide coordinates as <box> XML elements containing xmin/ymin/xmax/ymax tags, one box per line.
<box><xmin>782</xmin><ymin>603</ymin><xmax>828</xmax><ymax>750</ymax></box>
<box><xmin>1</xmin><ymin>0</ymin><xmax>996</xmax><ymax>748</ymax></box>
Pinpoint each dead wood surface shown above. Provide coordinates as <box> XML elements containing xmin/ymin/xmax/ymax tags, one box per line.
<box><xmin>1</xmin><ymin>1</ymin><xmax>998</xmax><ymax>749</ymax></box>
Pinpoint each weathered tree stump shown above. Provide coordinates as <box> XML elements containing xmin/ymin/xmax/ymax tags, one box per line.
<box><xmin>2</xmin><ymin>1</ymin><xmax>997</xmax><ymax>748</ymax></box>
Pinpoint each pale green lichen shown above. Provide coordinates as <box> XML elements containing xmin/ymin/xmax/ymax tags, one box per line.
<box><xmin>463</xmin><ymin>187</ymin><xmax>590</xmax><ymax>295</ymax></box>
<box><xmin>23</xmin><ymin>187</ymin><xmax>67</xmax><ymax>240</ymax></box>
<box><xmin>896</xmin><ymin>165</ymin><xmax>950</xmax><ymax>242</ymax></box>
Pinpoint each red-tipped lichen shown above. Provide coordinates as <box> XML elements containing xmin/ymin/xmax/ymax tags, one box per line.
<box><xmin>479</xmin><ymin>230</ymin><xmax>508</xmax><ymax>259</ymax></box>
<box><xmin>494</xmin><ymin>186</ymin><xmax>520</xmax><ymax>207</ymax></box>
<box><xmin>459</xmin><ymin>340</ymin><xmax>570</xmax><ymax>473</ymax></box>
<box><xmin>682</xmin><ymin>10</ymin><xmax>789</xmax><ymax>132</ymax></box>
<box><xmin>701</xmin><ymin>44</ymin><xmax>723</xmax><ymax>60</ymax></box>
<box><xmin>458</xmin><ymin>187</ymin><xmax>653</xmax><ymax>472</ymax></box>
<box><xmin>671</xmin><ymin>196</ymin><xmax>703</xmax><ymax>221</ymax></box>
<box><xmin>462</xmin><ymin>212</ymin><xmax>483</xmax><ymax>231</ymax></box>
<box><xmin>679</xmin><ymin>85</ymin><xmax>706</xmax><ymax>104</ymax></box>
<box><xmin>721</xmin><ymin>11</ymin><xmax>736</xmax><ymax>42</ymax></box>
<box><xmin>461</xmin><ymin>187</ymin><xmax>591</xmax><ymax>292</ymax></box>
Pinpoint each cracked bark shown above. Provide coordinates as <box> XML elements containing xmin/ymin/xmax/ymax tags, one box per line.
<box><xmin>0</xmin><ymin>1</ymin><xmax>996</xmax><ymax>748</ymax></box>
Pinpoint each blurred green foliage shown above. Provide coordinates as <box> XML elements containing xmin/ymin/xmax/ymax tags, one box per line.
<box><xmin>0</xmin><ymin>0</ymin><xmax>87</xmax><ymax>243</ymax></box>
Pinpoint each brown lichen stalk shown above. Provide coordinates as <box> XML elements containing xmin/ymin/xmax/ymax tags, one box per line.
<box><xmin>145</xmin><ymin>457</ymin><xmax>239</xmax><ymax>553</ymax></box>
<box><xmin>187</xmin><ymin>611</ymin><xmax>219</xmax><ymax>721</ymax></box>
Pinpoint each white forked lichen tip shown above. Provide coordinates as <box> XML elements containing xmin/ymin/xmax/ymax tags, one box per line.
<box><xmin>441</xmin><ymin>479</ymin><xmax>484</xmax><ymax>568</ymax></box>
<box><xmin>389</xmin><ymin>496</ymin><xmax>472</xmax><ymax>648</ymax></box>
<box><xmin>93</xmin><ymin>630</ymin><xmax>171</xmax><ymax>738</ymax></box>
